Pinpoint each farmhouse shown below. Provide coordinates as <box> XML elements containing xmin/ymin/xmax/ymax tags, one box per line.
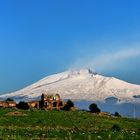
<box><xmin>43</xmin><ymin>94</ymin><xmax>65</xmax><ymax>110</ymax></box>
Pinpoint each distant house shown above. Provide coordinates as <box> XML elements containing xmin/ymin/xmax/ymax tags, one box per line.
<box><xmin>0</xmin><ymin>101</ymin><xmax>16</xmax><ymax>108</ymax></box>
<box><xmin>43</xmin><ymin>94</ymin><xmax>65</xmax><ymax>110</ymax></box>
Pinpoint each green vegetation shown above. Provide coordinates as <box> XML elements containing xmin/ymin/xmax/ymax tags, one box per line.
<box><xmin>89</xmin><ymin>103</ymin><xmax>101</xmax><ymax>113</ymax></box>
<box><xmin>114</xmin><ymin>112</ymin><xmax>121</xmax><ymax>117</ymax></box>
<box><xmin>0</xmin><ymin>109</ymin><xmax>140</xmax><ymax>139</ymax></box>
<box><xmin>39</xmin><ymin>94</ymin><xmax>45</xmax><ymax>108</ymax></box>
<box><xmin>5</xmin><ymin>98</ymin><xmax>14</xmax><ymax>102</ymax></box>
<box><xmin>111</xmin><ymin>124</ymin><xmax>121</xmax><ymax>132</ymax></box>
<box><xmin>16</xmin><ymin>101</ymin><xmax>29</xmax><ymax>110</ymax></box>
<box><xmin>63</xmin><ymin>99</ymin><xmax>74</xmax><ymax>111</ymax></box>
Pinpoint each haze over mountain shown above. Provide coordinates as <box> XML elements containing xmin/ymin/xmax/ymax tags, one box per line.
<box><xmin>1</xmin><ymin>69</ymin><xmax>140</xmax><ymax>104</ymax></box>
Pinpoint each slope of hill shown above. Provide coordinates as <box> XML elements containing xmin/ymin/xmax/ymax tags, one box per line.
<box><xmin>0</xmin><ymin>109</ymin><xmax>140</xmax><ymax>139</ymax></box>
<box><xmin>1</xmin><ymin>69</ymin><xmax>140</xmax><ymax>103</ymax></box>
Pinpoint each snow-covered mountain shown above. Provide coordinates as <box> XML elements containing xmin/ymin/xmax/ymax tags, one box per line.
<box><xmin>1</xmin><ymin>69</ymin><xmax>140</xmax><ymax>103</ymax></box>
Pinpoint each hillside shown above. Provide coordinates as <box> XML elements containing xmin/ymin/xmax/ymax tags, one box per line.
<box><xmin>0</xmin><ymin>109</ymin><xmax>140</xmax><ymax>139</ymax></box>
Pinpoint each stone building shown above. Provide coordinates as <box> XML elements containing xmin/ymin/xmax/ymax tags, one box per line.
<box><xmin>43</xmin><ymin>94</ymin><xmax>64</xmax><ymax>110</ymax></box>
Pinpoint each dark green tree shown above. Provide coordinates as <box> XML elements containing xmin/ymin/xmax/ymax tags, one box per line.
<box><xmin>39</xmin><ymin>94</ymin><xmax>45</xmax><ymax>108</ymax></box>
<box><xmin>63</xmin><ymin>99</ymin><xmax>74</xmax><ymax>111</ymax></box>
<box><xmin>112</xmin><ymin>124</ymin><xmax>121</xmax><ymax>132</ymax></box>
<box><xmin>16</xmin><ymin>101</ymin><xmax>29</xmax><ymax>110</ymax></box>
<box><xmin>5</xmin><ymin>98</ymin><xmax>14</xmax><ymax>102</ymax></box>
<box><xmin>114</xmin><ymin>112</ymin><xmax>121</xmax><ymax>117</ymax></box>
<box><xmin>89</xmin><ymin>103</ymin><xmax>101</xmax><ymax>113</ymax></box>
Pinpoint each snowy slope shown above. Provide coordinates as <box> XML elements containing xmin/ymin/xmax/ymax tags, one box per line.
<box><xmin>1</xmin><ymin>69</ymin><xmax>140</xmax><ymax>103</ymax></box>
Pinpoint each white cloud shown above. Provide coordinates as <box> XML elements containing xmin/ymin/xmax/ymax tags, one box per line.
<box><xmin>70</xmin><ymin>47</ymin><xmax>140</xmax><ymax>72</ymax></box>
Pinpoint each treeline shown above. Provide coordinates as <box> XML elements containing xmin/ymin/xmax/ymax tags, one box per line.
<box><xmin>4</xmin><ymin>98</ymin><xmax>121</xmax><ymax>117</ymax></box>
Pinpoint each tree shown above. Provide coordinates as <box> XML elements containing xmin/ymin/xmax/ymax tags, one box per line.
<box><xmin>112</xmin><ymin>124</ymin><xmax>121</xmax><ymax>132</ymax></box>
<box><xmin>114</xmin><ymin>112</ymin><xmax>121</xmax><ymax>117</ymax></box>
<box><xmin>89</xmin><ymin>103</ymin><xmax>101</xmax><ymax>113</ymax></box>
<box><xmin>67</xmin><ymin>100</ymin><xmax>74</xmax><ymax>107</ymax></box>
<box><xmin>16</xmin><ymin>101</ymin><xmax>29</xmax><ymax>110</ymax></box>
<box><xmin>63</xmin><ymin>100</ymin><xmax>74</xmax><ymax>111</ymax></box>
<box><xmin>5</xmin><ymin>98</ymin><xmax>14</xmax><ymax>102</ymax></box>
<box><xmin>39</xmin><ymin>94</ymin><xmax>45</xmax><ymax>108</ymax></box>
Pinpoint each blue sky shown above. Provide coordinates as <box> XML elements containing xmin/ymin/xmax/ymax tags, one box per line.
<box><xmin>0</xmin><ymin>0</ymin><xmax>140</xmax><ymax>94</ymax></box>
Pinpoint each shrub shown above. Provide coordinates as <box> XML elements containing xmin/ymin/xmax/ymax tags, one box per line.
<box><xmin>5</xmin><ymin>98</ymin><xmax>14</xmax><ymax>102</ymax></box>
<box><xmin>63</xmin><ymin>100</ymin><xmax>74</xmax><ymax>111</ymax></box>
<box><xmin>89</xmin><ymin>103</ymin><xmax>101</xmax><ymax>113</ymax></box>
<box><xmin>111</xmin><ymin>124</ymin><xmax>121</xmax><ymax>132</ymax></box>
<box><xmin>67</xmin><ymin>100</ymin><xmax>74</xmax><ymax>107</ymax></box>
<box><xmin>114</xmin><ymin>112</ymin><xmax>121</xmax><ymax>117</ymax></box>
<box><xmin>16</xmin><ymin>101</ymin><xmax>29</xmax><ymax>110</ymax></box>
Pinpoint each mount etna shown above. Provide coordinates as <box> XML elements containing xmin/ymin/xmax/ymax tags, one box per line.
<box><xmin>1</xmin><ymin>69</ymin><xmax>140</xmax><ymax>117</ymax></box>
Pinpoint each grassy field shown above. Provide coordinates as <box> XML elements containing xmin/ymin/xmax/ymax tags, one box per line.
<box><xmin>0</xmin><ymin>108</ymin><xmax>140</xmax><ymax>139</ymax></box>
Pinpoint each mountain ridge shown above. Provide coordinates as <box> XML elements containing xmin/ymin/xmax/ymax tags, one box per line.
<box><xmin>1</xmin><ymin>69</ymin><xmax>140</xmax><ymax>103</ymax></box>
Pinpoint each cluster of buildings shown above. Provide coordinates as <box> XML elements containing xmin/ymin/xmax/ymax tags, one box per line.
<box><xmin>0</xmin><ymin>100</ymin><xmax>16</xmax><ymax>108</ymax></box>
<box><xmin>28</xmin><ymin>94</ymin><xmax>65</xmax><ymax>110</ymax></box>
<box><xmin>0</xmin><ymin>93</ymin><xmax>65</xmax><ymax>110</ymax></box>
